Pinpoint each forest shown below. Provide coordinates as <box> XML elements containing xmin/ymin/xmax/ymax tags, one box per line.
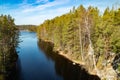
<box><xmin>37</xmin><ymin>5</ymin><xmax>120</xmax><ymax>79</ymax></box>
<box><xmin>0</xmin><ymin>15</ymin><xmax>19</xmax><ymax>80</ymax></box>
<box><xmin>0</xmin><ymin>4</ymin><xmax>120</xmax><ymax>80</ymax></box>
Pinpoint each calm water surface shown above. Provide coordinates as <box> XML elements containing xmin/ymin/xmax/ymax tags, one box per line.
<box><xmin>17</xmin><ymin>31</ymin><xmax>62</xmax><ymax>80</ymax></box>
<box><xmin>17</xmin><ymin>31</ymin><xmax>100</xmax><ymax>80</ymax></box>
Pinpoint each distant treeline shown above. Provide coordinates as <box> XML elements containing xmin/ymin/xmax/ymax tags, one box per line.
<box><xmin>37</xmin><ymin>5</ymin><xmax>120</xmax><ymax>79</ymax></box>
<box><xmin>16</xmin><ymin>25</ymin><xmax>37</xmax><ymax>32</ymax></box>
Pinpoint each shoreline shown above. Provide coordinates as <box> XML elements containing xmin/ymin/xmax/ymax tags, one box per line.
<box><xmin>41</xmin><ymin>39</ymin><xmax>117</xmax><ymax>80</ymax></box>
<box><xmin>44</xmin><ymin>40</ymin><xmax>96</xmax><ymax>75</ymax></box>
<box><xmin>56</xmin><ymin>50</ymin><xmax>117</xmax><ymax>80</ymax></box>
<box><xmin>55</xmin><ymin>50</ymin><xmax>97</xmax><ymax>75</ymax></box>
<box><xmin>57</xmin><ymin>50</ymin><xmax>85</xmax><ymax>66</ymax></box>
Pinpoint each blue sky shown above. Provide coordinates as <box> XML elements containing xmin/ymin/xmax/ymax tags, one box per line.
<box><xmin>0</xmin><ymin>0</ymin><xmax>119</xmax><ymax>25</ymax></box>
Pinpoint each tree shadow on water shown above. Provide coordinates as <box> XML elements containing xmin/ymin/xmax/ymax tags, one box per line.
<box><xmin>38</xmin><ymin>39</ymin><xmax>101</xmax><ymax>80</ymax></box>
<box><xmin>0</xmin><ymin>47</ymin><xmax>19</xmax><ymax>80</ymax></box>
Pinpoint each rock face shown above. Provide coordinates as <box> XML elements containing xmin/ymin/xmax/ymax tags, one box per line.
<box><xmin>97</xmin><ymin>67</ymin><xmax>117</xmax><ymax>80</ymax></box>
<box><xmin>95</xmin><ymin>53</ymin><xmax>120</xmax><ymax>80</ymax></box>
<box><xmin>105</xmin><ymin>67</ymin><xmax>117</xmax><ymax>80</ymax></box>
<box><xmin>112</xmin><ymin>54</ymin><xmax>120</xmax><ymax>79</ymax></box>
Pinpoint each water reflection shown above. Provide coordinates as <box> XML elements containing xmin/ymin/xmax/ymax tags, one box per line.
<box><xmin>38</xmin><ymin>39</ymin><xmax>100</xmax><ymax>80</ymax></box>
<box><xmin>0</xmin><ymin>46</ymin><xmax>18</xmax><ymax>80</ymax></box>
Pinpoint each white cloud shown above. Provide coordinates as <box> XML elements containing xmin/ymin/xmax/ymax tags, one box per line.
<box><xmin>22</xmin><ymin>0</ymin><xmax>69</xmax><ymax>13</ymax></box>
<box><xmin>36</xmin><ymin>0</ymin><xmax>49</xmax><ymax>3</ymax></box>
<box><xmin>5</xmin><ymin>0</ymin><xmax>71</xmax><ymax>25</ymax></box>
<box><xmin>14</xmin><ymin>6</ymin><xmax>72</xmax><ymax>25</ymax></box>
<box><xmin>0</xmin><ymin>0</ymin><xmax>72</xmax><ymax>25</ymax></box>
<box><xmin>3</xmin><ymin>0</ymin><xmax>117</xmax><ymax>25</ymax></box>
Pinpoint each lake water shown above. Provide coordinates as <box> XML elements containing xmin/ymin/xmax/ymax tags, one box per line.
<box><xmin>16</xmin><ymin>31</ymin><xmax>100</xmax><ymax>80</ymax></box>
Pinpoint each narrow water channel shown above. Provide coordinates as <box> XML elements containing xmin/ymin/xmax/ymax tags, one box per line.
<box><xmin>16</xmin><ymin>31</ymin><xmax>100</xmax><ymax>80</ymax></box>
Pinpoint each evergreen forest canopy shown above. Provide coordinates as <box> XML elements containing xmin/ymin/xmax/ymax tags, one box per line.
<box><xmin>0</xmin><ymin>4</ymin><xmax>120</xmax><ymax>80</ymax></box>
<box><xmin>37</xmin><ymin>5</ymin><xmax>120</xmax><ymax>79</ymax></box>
<box><xmin>0</xmin><ymin>15</ymin><xmax>19</xmax><ymax>79</ymax></box>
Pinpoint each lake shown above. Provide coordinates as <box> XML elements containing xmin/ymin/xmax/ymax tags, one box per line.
<box><xmin>16</xmin><ymin>31</ymin><xmax>100</xmax><ymax>80</ymax></box>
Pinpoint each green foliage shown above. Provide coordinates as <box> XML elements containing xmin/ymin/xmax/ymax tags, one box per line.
<box><xmin>37</xmin><ymin>5</ymin><xmax>120</xmax><ymax>73</ymax></box>
<box><xmin>37</xmin><ymin>5</ymin><xmax>120</xmax><ymax>55</ymax></box>
<box><xmin>0</xmin><ymin>15</ymin><xmax>19</xmax><ymax>79</ymax></box>
<box><xmin>118</xmin><ymin>64</ymin><xmax>120</xmax><ymax>71</ymax></box>
<box><xmin>114</xmin><ymin>8</ymin><xmax>120</xmax><ymax>25</ymax></box>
